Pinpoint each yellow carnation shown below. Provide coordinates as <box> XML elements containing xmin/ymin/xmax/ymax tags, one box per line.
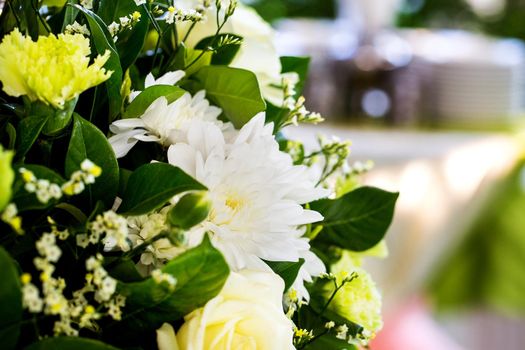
<box><xmin>0</xmin><ymin>28</ymin><xmax>112</xmax><ymax>109</ymax></box>
<box><xmin>327</xmin><ymin>253</ymin><xmax>383</xmax><ymax>338</ymax></box>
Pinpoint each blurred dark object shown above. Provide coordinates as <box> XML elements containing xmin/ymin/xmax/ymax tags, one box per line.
<box><xmin>245</xmin><ymin>0</ymin><xmax>336</xmax><ymax>23</ymax></box>
<box><xmin>397</xmin><ymin>0</ymin><xmax>525</xmax><ymax>42</ymax></box>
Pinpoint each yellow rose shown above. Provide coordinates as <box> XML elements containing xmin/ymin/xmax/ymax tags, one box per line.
<box><xmin>157</xmin><ymin>271</ymin><xmax>295</xmax><ymax>350</ymax></box>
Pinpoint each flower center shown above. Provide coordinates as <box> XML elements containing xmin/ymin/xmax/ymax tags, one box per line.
<box><xmin>225</xmin><ymin>197</ymin><xmax>243</xmax><ymax>211</ymax></box>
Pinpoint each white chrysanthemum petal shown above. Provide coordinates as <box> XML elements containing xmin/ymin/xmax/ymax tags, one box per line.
<box><xmin>168</xmin><ymin>115</ymin><xmax>327</xmax><ymax>277</ymax></box>
<box><xmin>167</xmin><ymin>143</ymin><xmax>199</xmax><ymax>176</ymax></box>
<box><xmin>109</xmin><ymin>129</ymin><xmax>144</xmax><ymax>158</ymax></box>
<box><xmin>110</xmin><ymin>90</ymin><xmax>227</xmax><ymax>157</ymax></box>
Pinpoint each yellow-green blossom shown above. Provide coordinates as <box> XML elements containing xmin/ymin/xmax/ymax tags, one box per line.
<box><xmin>0</xmin><ymin>145</ymin><xmax>14</xmax><ymax>211</ymax></box>
<box><xmin>327</xmin><ymin>254</ymin><xmax>383</xmax><ymax>338</ymax></box>
<box><xmin>0</xmin><ymin>28</ymin><xmax>112</xmax><ymax>109</ymax></box>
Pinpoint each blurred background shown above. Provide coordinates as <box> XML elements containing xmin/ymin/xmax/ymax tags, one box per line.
<box><xmin>254</xmin><ymin>0</ymin><xmax>525</xmax><ymax>349</ymax></box>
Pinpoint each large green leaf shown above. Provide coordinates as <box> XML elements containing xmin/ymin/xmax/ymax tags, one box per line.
<box><xmin>16</xmin><ymin>115</ymin><xmax>48</xmax><ymax>159</ymax></box>
<box><xmin>118</xmin><ymin>162</ymin><xmax>206</xmax><ymax>216</ymax></box>
<box><xmin>123</xmin><ymin>85</ymin><xmax>186</xmax><ymax>118</ymax></box>
<box><xmin>24</xmin><ymin>337</ymin><xmax>120</xmax><ymax>350</ymax></box>
<box><xmin>119</xmin><ymin>236</ymin><xmax>229</xmax><ymax>330</ymax></box>
<box><xmin>266</xmin><ymin>259</ymin><xmax>305</xmax><ymax>291</ymax></box>
<box><xmin>65</xmin><ymin>114</ymin><xmax>119</xmax><ymax>207</ymax></box>
<box><xmin>194</xmin><ymin>66</ymin><xmax>266</xmax><ymax>128</ymax></box>
<box><xmin>75</xmin><ymin>4</ymin><xmax>123</xmax><ymax>121</ymax></box>
<box><xmin>311</xmin><ymin>187</ymin><xmax>398</xmax><ymax>251</ymax></box>
<box><xmin>0</xmin><ymin>247</ymin><xmax>22</xmax><ymax>350</ymax></box>
<box><xmin>12</xmin><ymin>164</ymin><xmax>65</xmax><ymax>212</ymax></box>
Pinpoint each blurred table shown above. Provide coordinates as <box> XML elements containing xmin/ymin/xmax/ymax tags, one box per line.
<box><xmin>285</xmin><ymin>125</ymin><xmax>522</xmax><ymax>309</ymax></box>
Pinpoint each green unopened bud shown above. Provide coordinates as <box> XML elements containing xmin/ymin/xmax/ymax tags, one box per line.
<box><xmin>168</xmin><ymin>192</ymin><xmax>211</xmax><ymax>230</ymax></box>
<box><xmin>165</xmin><ymin>228</ymin><xmax>187</xmax><ymax>246</ymax></box>
<box><xmin>0</xmin><ymin>146</ymin><xmax>14</xmax><ymax>212</ymax></box>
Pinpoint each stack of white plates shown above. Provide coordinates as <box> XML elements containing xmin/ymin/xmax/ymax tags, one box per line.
<box><xmin>404</xmin><ymin>30</ymin><xmax>525</xmax><ymax>125</ymax></box>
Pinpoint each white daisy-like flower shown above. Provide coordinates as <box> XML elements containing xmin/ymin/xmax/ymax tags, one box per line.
<box><xmin>109</xmin><ymin>91</ymin><xmax>227</xmax><ymax>158</ymax></box>
<box><xmin>129</xmin><ymin>71</ymin><xmax>186</xmax><ymax>102</ymax></box>
<box><xmin>167</xmin><ymin>114</ymin><xmax>329</xmax><ymax>272</ymax></box>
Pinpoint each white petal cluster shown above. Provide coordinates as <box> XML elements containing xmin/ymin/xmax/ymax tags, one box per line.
<box><xmin>129</xmin><ymin>71</ymin><xmax>186</xmax><ymax>102</ymax></box>
<box><xmin>168</xmin><ymin>114</ymin><xmax>328</xmax><ymax>278</ymax></box>
<box><xmin>110</xmin><ymin>91</ymin><xmax>227</xmax><ymax>158</ymax></box>
<box><xmin>127</xmin><ymin>206</ymin><xmax>186</xmax><ymax>267</ymax></box>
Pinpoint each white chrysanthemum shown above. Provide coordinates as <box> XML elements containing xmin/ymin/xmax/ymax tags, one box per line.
<box><xmin>129</xmin><ymin>70</ymin><xmax>186</xmax><ymax>102</ymax></box>
<box><xmin>109</xmin><ymin>92</ymin><xmax>227</xmax><ymax>158</ymax></box>
<box><xmin>167</xmin><ymin>114</ymin><xmax>328</xmax><ymax>271</ymax></box>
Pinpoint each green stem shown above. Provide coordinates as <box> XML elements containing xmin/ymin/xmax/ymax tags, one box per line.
<box><xmin>6</xmin><ymin>0</ymin><xmax>22</xmax><ymax>28</ymax></box>
<box><xmin>181</xmin><ymin>21</ymin><xmax>196</xmax><ymax>43</ymax></box>
<box><xmin>299</xmin><ymin>330</ymin><xmax>329</xmax><ymax>350</ymax></box>
<box><xmin>319</xmin><ymin>279</ymin><xmax>341</xmax><ymax>316</ymax></box>
<box><xmin>123</xmin><ymin>231</ymin><xmax>169</xmax><ymax>260</ymax></box>
<box><xmin>30</xmin><ymin>0</ymin><xmax>51</xmax><ymax>33</ymax></box>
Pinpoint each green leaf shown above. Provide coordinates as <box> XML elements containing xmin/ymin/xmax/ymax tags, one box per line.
<box><xmin>107</xmin><ymin>258</ymin><xmax>144</xmax><ymax>283</ymax></box>
<box><xmin>280</xmin><ymin>56</ymin><xmax>310</xmax><ymax>98</ymax></box>
<box><xmin>118</xmin><ymin>162</ymin><xmax>206</xmax><ymax>216</ymax></box>
<box><xmin>119</xmin><ymin>236</ymin><xmax>229</xmax><ymax>330</ymax></box>
<box><xmin>61</xmin><ymin>1</ymin><xmax>80</xmax><ymax>32</ymax></box>
<box><xmin>0</xmin><ymin>247</ymin><xmax>22</xmax><ymax>350</ymax></box>
<box><xmin>24</xmin><ymin>337</ymin><xmax>120</xmax><ymax>350</ymax></box>
<box><xmin>305</xmin><ymin>334</ymin><xmax>357</xmax><ymax>350</ymax></box>
<box><xmin>123</xmin><ymin>85</ymin><xmax>186</xmax><ymax>118</ymax></box>
<box><xmin>5</xmin><ymin>122</ymin><xmax>16</xmax><ymax>149</ymax></box>
<box><xmin>65</xmin><ymin>114</ymin><xmax>119</xmax><ymax>208</ymax></box>
<box><xmin>12</xmin><ymin>164</ymin><xmax>65</xmax><ymax>211</ymax></box>
<box><xmin>16</xmin><ymin>116</ymin><xmax>48</xmax><ymax>159</ymax></box>
<box><xmin>97</xmin><ymin>0</ymin><xmax>137</xmax><ymax>24</ymax></box>
<box><xmin>311</xmin><ymin>187</ymin><xmax>398</xmax><ymax>251</ymax></box>
<box><xmin>266</xmin><ymin>259</ymin><xmax>305</xmax><ymax>291</ymax></box>
<box><xmin>75</xmin><ymin>4</ymin><xmax>123</xmax><ymax>121</ymax></box>
<box><xmin>195</xmin><ymin>34</ymin><xmax>243</xmax><ymax>66</ymax></box>
<box><xmin>194</xmin><ymin>66</ymin><xmax>266</xmax><ymax>128</ymax></box>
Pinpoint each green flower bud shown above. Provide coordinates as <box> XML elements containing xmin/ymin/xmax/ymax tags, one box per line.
<box><xmin>0</xmin><ymin>146</ymin><xmax>14</xmax><ymax>212</ymax></box>
<box><xmin>168</xmin><ymin>191</ymin><xmax>211</xmax><ymax>230</ymax></box>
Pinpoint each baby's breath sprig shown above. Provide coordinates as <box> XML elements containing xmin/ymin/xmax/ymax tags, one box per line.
<box><xmin>1</xmin><ymin>203</ymin><xmax>23</xmax><ymax>234</ymax></box>
<box><xmin>64</xmin><ymin>21</ymin><xmax>90</xmax><ymax>36</ymax></box>
<box><xmin>280</xmin><ymin>73</ymin><xmax>325</xmax><ymax>128</ymax></box>
<box><xmin>293</xmin><ymin>327</ymin><xmax>314</xmax><ymax>348</ymax></box>
<box><xmin>19</xmin><ymin>159</ymin><xmax>102</xmax><ymax>203</ymax></box>
<box><xmin>318</xmin><ymin>270</ymin><xmax>359</xmax><ymax>316</ymax></box>
<box><xmin>107</xmin><ymin>11</ymin><xmax>142</xmax><ymax>41</ymax></box>
<box><xmin>21</xmin><ymin>246</ymin><xmax>126</xmax><ymax>336</ymax></box>
<box><xmin>304</xmin><ymin>136</ymin><xmax>352</xmax><ymax>186</ymax></box>
<box><xmin>76</xmin><ymin>210</ymin><xmax>130</xmax><ymax>251</ymax></box>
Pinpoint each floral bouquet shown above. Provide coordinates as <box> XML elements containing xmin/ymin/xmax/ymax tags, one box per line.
<box><xmin>0</xmin><ymin>1</ymin><xmax>398</xmax><ymax>349</ymax></box>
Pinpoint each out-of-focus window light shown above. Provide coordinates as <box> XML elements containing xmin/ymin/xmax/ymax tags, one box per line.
<box><xmin>465</xmin><ymin>0</ymin><xmax>506</xmax><ymax>17</ymax></box>
<box><xmin>362</xmin><ymin>89</ymin><xmax>391</xmax><ymax>118</ymax></box>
